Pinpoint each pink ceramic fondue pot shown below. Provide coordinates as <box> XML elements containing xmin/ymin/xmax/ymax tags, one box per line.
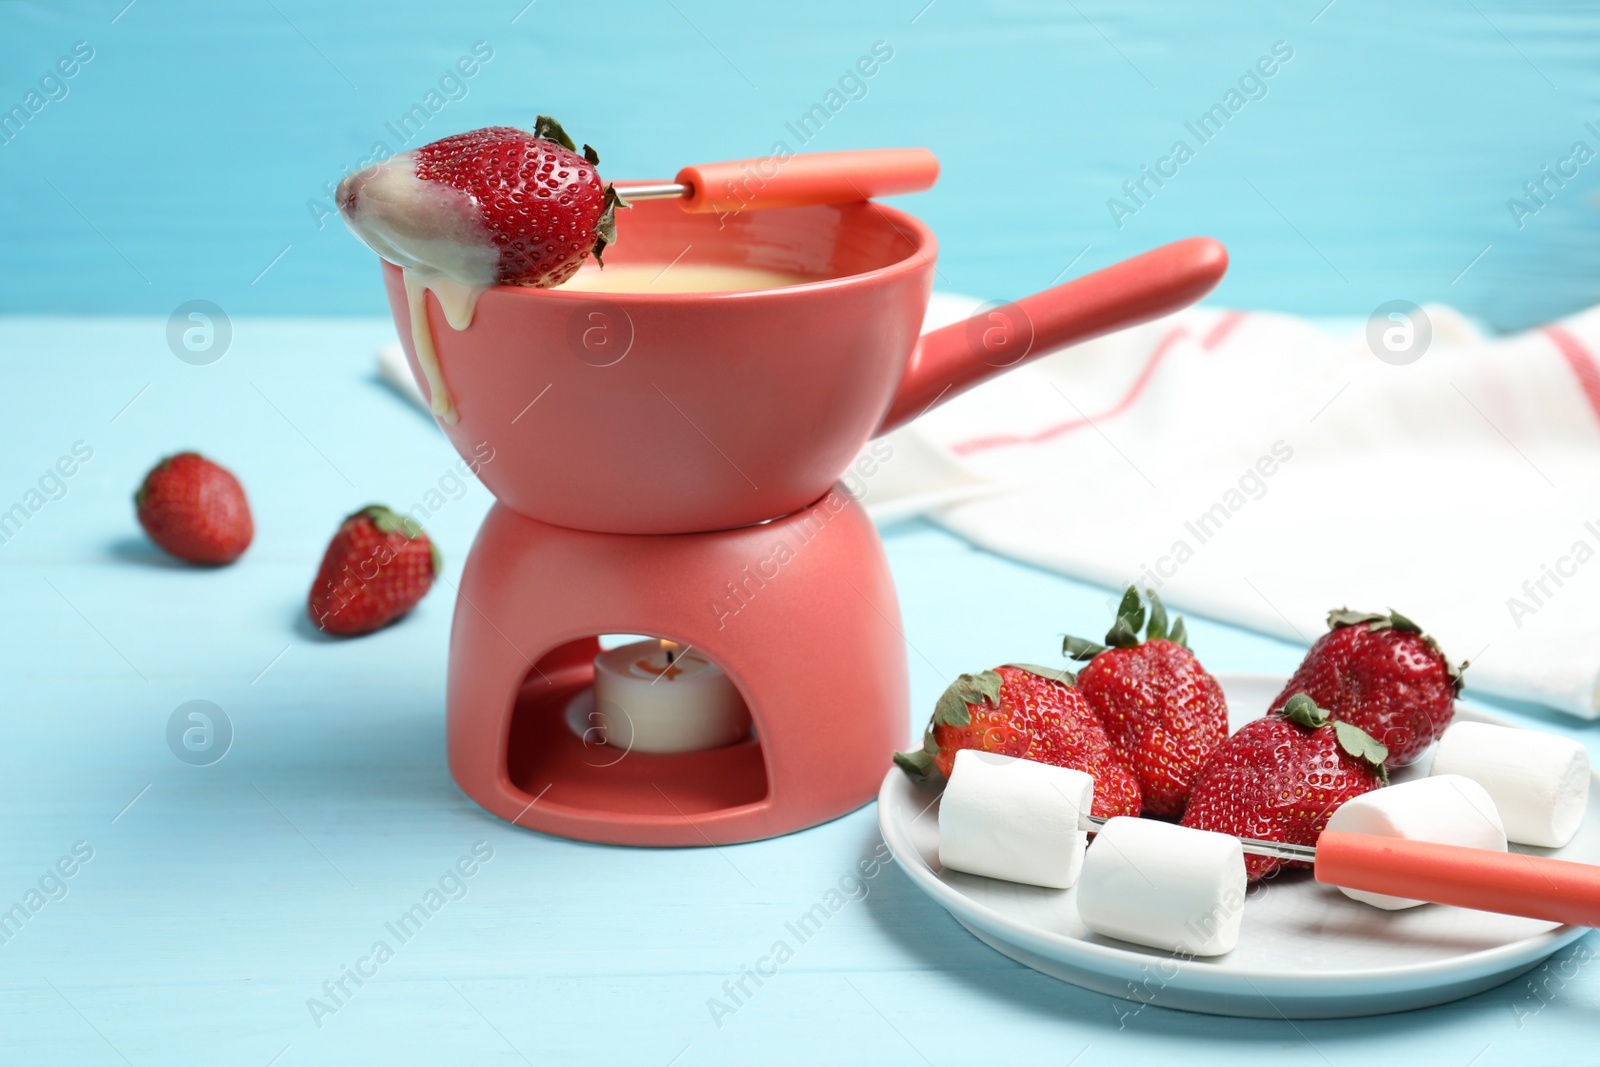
<box><xmin>373</xmin><ymin>181</ymin><xmax>1227</xmax><ymax>847</ymax></box>
<box><xmin>383</xmin><ymin>195</ymin><xmax>1226</xmax><ymax>535</ymax></box>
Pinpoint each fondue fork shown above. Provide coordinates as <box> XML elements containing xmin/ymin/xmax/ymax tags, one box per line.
<box><xmin>1081</xmin><ymin>814</ymin><xmax>1600</xmax><ymax>927</ymax></box>
<box><xmin>615</xmin><ymin>148</ymin><xmax>939</xmax><ymax>213</ymax></box>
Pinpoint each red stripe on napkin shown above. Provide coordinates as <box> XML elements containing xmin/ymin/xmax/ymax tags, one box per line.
<box><xmin>1544</xmin><ymin>325</ymin><xmax>1600</xmax><ymax>425</ymax></box>
<box><xmin>1200</xmin><ymin>310</ymin><xmax>1246</xmax><ymax>351</ymax></box>
<box><xmin>949</xmin><ymin>313</ymin><xmax>1247</xmax><ymax>457</ymax></box>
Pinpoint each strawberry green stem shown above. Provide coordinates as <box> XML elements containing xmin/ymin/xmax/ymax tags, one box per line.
<box><xmin>1281</xmin><ymin>692</ymin><xmax>1331</xmax><ymax>729</ymax></box>
<box><xmin>892</xmin><ymin>744</ymin><xmax>938</xmax><ymax>779</ymax></box>
<box><xmin>1062</xmin><ymin>585</ymin><xmax>1189</xmax><ymax>662</ymax></box>
<box><xmin>354</xmin><ymin>504</ymin><xmax>441</xmax><ymax>576</ymax></box>
<box><xmin>1326</xmin><ymin>606</ymin><xmax>1466</xmax><ymax>696</ymax></box>
<box><xmin>533</xmin><ymin>115</ymin><xmax>577</xmax><ymax>151</ymax></box>
<box><xmin>1281</xmin><ymin>691</ymin><xmax>1390</xmax><ymax>781</ymax></box>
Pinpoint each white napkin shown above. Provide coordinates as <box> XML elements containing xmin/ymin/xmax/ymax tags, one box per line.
<box><xmin>867</xmin><ymin>293</ymin><xmax>1600</xmax><ymax>718</ymax></box>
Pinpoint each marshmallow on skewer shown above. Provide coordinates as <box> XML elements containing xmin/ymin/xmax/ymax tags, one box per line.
<box><xmin>1076</xmin><ymin>817</ymin><xmax>1247</xmax><ymax>957</ymax></box>
<box><xmin>1323</xmin><ymin>774</ymin><xmax>1506</xmax><ymax>909</ymax></box>
<box><xmin>1429</xmin><ymin>721</ymin><xmax>1591</xmax><ymax>848</ymax></box>
<box><xmin>937</xmin><ymin>749</ymin><xmax>1094</xmax><ymax>889</ymax></box>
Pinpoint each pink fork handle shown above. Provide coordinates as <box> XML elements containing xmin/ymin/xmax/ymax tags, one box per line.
<box><xmin>1316</xmin><ymin>830</ymin><xmax>1600</xmax><ymax>927</ymax></box>
<box><xmin>675</xmin><ymin>148</ymin><xmax>939</xmax><ymax>213</ymax></box>
<box><xmin>874</xmin><ymin>236</ymin><xmax>1229</xmax><ymax>436</ymax></box>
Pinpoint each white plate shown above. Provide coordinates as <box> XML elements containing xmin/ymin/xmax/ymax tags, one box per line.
<box><xmin>877</xmin><ymin>673</ymin><xmax>1598</xmax><ymax>1018</ymax></box>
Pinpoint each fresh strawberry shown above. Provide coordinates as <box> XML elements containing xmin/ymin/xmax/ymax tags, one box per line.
<box><xmin>134</xmin><ymin>452</ymin><xmax>253</xmax><ymax>565</ymax></box>
<box><xmin>894</xmin><ymin>664</ymin><xmax>1142</xmax><ymax>819</ymax></box>
<box><xmin>339</xmin><ymin>116</ymin><xmax>624</xmax><ymax>289</ymax></box>
<box><xmin>1271</xmin><ymin>608</ymin><xmax>1464</xmax><ymax>768</ymax></box>
<box><xmin>1181</xmin><ymin>693</ymin><xmax>1388</xmax><ymax>880</ymax></box>
<box><xmin>308</xmin><ymin>506</ymin><xmax>440</xmax><ymax>636</ymax></box>
<box><xmin>1063</xmin><ymin>587</ymin><xmax>1229</xmax><ymax>818</ymax></box>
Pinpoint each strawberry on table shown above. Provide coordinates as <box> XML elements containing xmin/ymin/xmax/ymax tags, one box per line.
<box><xmin>1063</xmin><ymin>587</ymin><xmax>1229</xmax><ymax>818</ymax></box>
<box><xmin>134</xmin><ymin>452</ymin><xmax>253</xmax><ymax>565</ymax></box>
<box><xmin>1181</xmin><ymin>692</ymin><xmax>1388</xmax><ymax>881</ymax></box>
<box><xmin>308</xmin><ymin>506</ymin><xmax>440</xmax><ymax>637</ymax></box>
<box><xmin>337</xmin><ymin>116</ymin><xmax>625</xmax><ymax>290</ymax></box>
<box><xmin>894</xmin><ymin>664</ymin><xmax>1142</xmax><ymax>819</ymax></box>
<box><xmin>1271</xmin><ymin>608</ymin><xmax>1464</xmax><ymax>768</ymax></box>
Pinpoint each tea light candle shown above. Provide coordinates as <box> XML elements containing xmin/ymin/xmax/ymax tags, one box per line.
<box><xmin>592</xmin><ymin>639</ymin><xmax>751</xmax><ymax>753</ymax></box>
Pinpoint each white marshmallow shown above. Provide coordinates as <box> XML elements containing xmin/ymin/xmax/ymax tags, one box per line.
<box><xmin>1325</xmin><ymin>775</ymin><xmax>1507</xmax><ymax>909</ymax></box>
<box><xmin>937</xmin><ymin>750</ymin><xmax>1093</xmax><ymax>889</ymax></box>
<box><xmin>1429</xmin><ymin>721</ymin><xmax>1591</xmax><ymax>848</ymax></box>
<box><xmin>1076</xmin><ymin>817</ymin><xmax>1247</xmax><ymax>957</ymax></box>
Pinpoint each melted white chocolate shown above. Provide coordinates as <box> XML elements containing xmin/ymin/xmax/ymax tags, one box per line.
<box><xmin>400</xmin><ymin>269</ymin><xmax>482</xmax><ymax>422</ymax></box>
<box><xmin>558</xmin><ymin>263</ymin><xmax>813</xmax><ymax>293</ymax></box>
<box><xmin>338</xmin><ymin>153</ymin><xmax>499</xmax><ymax>423</ymax></box>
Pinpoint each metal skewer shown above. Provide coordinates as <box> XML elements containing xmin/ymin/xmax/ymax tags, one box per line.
<box><xmin>614</xmin><ymin>181</ymin><xmax>691</xmax><ymax>201</ymax></box>
<box><xmin>1081</xmin><ymin>815</ymin><xmax>1319</xmax><ymax>864</ymax></box>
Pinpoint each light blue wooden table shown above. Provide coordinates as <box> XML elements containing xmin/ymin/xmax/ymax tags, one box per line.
<box><xmin>3</xmin><ymin>314</ymin><xmax>1598</xmax><ymax>1064</ymax></box>
<box><xmin>5</xmin><ymin>1</ymin><xmax>1600</xmax><ymax>1063</ymax></box>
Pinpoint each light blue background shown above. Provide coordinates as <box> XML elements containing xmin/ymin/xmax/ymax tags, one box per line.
<box><xmin>4</xmin><ymin>0</ymin><xmax>1600</xmax><ymax>328</ymax></box>
<box><xmin>4</xmin><ymin>2</ymin><xmax>1600</xmax><ymax>1064</ymax></box>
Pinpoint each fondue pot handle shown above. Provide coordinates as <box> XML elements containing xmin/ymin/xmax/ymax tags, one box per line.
<box><xmin>875</xmin><ymin>236</ymin><xmax>1229</xmax><ymax>436</ymax></box>
<box><xmin>671</xmin><ymin>148</ymin><xmax>940</xmax><ymax>213</ymax></box>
